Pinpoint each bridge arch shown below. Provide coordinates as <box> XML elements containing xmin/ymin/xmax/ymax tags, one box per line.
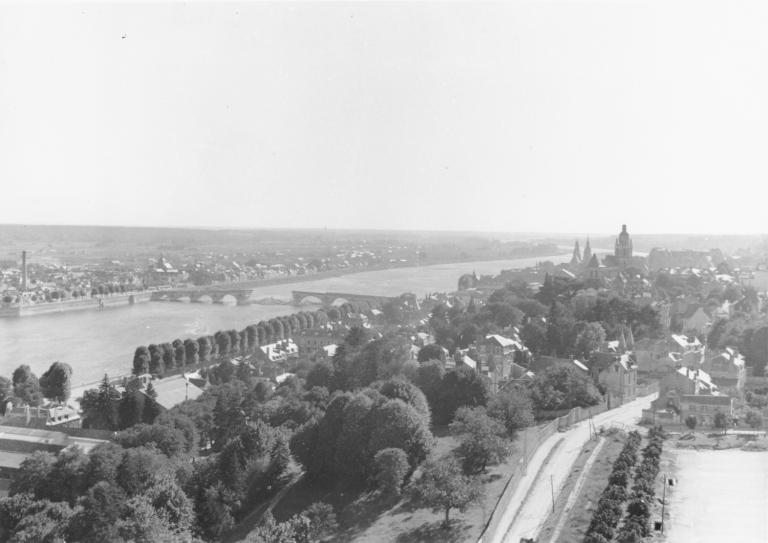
<box><xmin>195</xmin><ymin>294</ymin><xmax>213</xmax><ymax>304</ymax></box>
<box><xmin>331</xmin><ymin>298</ymin><xmax>350</xmax><ymax>307</ymax></box>
<box><xmin>219</xmin><ymin>294</ymin><xmax>238</xmax><ymax>305</ymax></box>
<box><xmin>299</xmin><ymin>295</ymin><xmax>324</xmax><ymax>306</ymax></box>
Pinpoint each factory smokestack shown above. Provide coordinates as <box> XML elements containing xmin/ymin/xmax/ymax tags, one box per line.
<box><xmin>21</xmin><ymin>251</ymin><xmax>27</xmax><ymax>292</ymax></box>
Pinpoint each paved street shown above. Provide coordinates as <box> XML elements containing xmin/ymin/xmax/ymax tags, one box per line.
<box><xmin>488</xmin><ymin>393</ymin><xmax>657</xmax><ymax>543</ymax></box>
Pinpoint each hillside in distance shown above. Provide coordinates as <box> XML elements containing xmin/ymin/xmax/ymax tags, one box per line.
<box><xmin>0</xmin><ymin>225</ymin><xmax>560</xmax><ymax>268</ymax></box>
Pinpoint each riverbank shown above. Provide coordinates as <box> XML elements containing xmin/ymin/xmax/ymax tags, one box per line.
<box><xmin>166</xmin><ymin>251</ymin><xmax>569</xmax><ymax>294</ymax></box>
<box><xmin>0</xmin><ymin>292</ymin><xmax>151</xmax><ymax>318</ymax></box>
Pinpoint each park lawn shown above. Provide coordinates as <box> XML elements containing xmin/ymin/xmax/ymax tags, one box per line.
<box><xmin>541</xmin><ymin>431</ymin><xmax>627</xmax><ymax>543</ymax></box>
<box><xmin>243</xmin><ymin>426</ymin><xmax>538</xmax><ymax>542</ymax></box>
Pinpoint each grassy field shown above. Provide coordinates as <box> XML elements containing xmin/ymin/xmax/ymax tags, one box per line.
<box><xmin>538</xmin><ymin>431</ymin><xmax>628</xmax><ymax>543</ymax></box>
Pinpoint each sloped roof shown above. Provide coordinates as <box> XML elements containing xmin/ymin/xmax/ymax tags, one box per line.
<box><xmin>671</xmin><ymin>334</ymin><xmax>702</xmax><ymax>349</ymax></box>
<box><xmin>682</xmin><ymin>304</ymin><xmax>706</xmax><ymax>319</ymax></box>
<box><xmin>485</xmin><ymin>334</ymin><xmax>523</xmax><ymax>349</ymax></box>
<box><xmin>680</xmin><ymin>394</ymin><xmax>732</xmax><ymax>406</ymax></box>
<box><xmin>677</xmin><ymin>367</ymin><xmax>715</xmax><ymax>389</ymax></box>
<box><xmin>573</xmin><ymin>359</ymin><xmax>589</xmax><ymax>372</ymax></box>
<box><xmin>460</xmin><ymin>354</ymin><xmax>477</xmax><ymax>370</ymax></box>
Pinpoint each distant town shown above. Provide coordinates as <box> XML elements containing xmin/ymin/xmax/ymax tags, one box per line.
<box><xmin>0</xmin><ymin>224</ymin><xmax>766</xmax><ymax>542</ymax></box>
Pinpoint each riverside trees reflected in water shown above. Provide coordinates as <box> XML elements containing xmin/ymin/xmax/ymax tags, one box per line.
<box><xmin>0</xmin><ymin>255</ymin><xmax>569</xmax><ymax>387</ymax></box>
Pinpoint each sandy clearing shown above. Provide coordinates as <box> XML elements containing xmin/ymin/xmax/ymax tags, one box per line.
<box><xmin>667</xmin><ymin>449</ymin><xmax>768</xmax><ymax>543</ymax></box>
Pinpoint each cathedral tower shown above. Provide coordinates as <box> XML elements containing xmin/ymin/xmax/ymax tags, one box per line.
<box><xmin>615</xmin><ymin>224</ymin><xmax>633</xmax><ymax>261</ymax></box>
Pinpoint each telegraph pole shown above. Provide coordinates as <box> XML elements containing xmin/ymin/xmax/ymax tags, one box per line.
<box><xmin>661</xmin><ymin>474</ymin><xmax>667</xmax><ymax>533</ymax></box>
<box><xmin>550</xmin><ymin>474</ymin><xmax>555</xmax><ymax>513</ymax></box>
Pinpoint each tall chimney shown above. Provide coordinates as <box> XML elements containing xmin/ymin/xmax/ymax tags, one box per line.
<box><xmin>21</xmin><ymin>251</ymin><xmax>27</xmax><ymax>292</ymax></box>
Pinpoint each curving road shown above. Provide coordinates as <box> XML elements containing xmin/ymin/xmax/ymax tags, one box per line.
<box><xmin>488</xmin><ymin>393</ymin><xmax>657</xmax><ymax>543</ymax></box>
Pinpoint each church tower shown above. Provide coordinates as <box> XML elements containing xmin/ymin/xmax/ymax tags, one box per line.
<box><xmin>614</xmin><ymin>224</ymin><xmax>633</xmax><ymax>263</ymax></box>
<box><xmin>582</xmin><ymin>238</ymin><xmax>592</xmax><ymax>266</ymax></box>
<box><xmin>570</xmin><ymin>240</ymin><xmax>582</xmax><ymax>266</ymax></box>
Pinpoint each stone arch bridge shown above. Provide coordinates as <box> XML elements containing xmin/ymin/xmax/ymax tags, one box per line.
<box><xmin>149</xmin><ymin>288</ymin><xmax>409</xmax><ymax>308</ymax></box>
<box><xmin>150</xmin><ymin>288</ymin><xmax>256</xmax><ymax>306</ymax></box>
<box><xmin>292</xmin><ymin>291</ymin><xmax>403</xmax><ymax>308</ymax></box>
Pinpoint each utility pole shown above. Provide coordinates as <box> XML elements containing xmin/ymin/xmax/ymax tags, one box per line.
<box><xmin>550</xmin><ymin>474</ymin><xmax>555</xmax><ymax>514</ymax></box>
<box><xmin>522</xmin><ymin>430</ymin><xmax>528</xmax><ymax>474</ymax></box>
<box><xmin>661</xmin><ymin>473</ymin><xmax>667</xmax><ymax>533</ymax></box>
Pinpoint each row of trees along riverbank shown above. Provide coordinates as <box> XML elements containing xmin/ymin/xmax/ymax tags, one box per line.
<box><xmin>130</xmin><ymin>303</ymin><xmax>373</xmax><ymax>377</ymax></box>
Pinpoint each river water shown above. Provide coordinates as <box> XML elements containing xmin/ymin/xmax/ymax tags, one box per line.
<box><xmin>0</xmin><ymin>254</ymin><xmax>568</xmax><ymax>387</ymax></box>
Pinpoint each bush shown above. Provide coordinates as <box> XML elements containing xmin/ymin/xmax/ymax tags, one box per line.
<box><xmin>373</xmin><ymin>448</ymin><xmax>409</xmax><ymax>496</ymax></box>
<box><xmin>745</xmin><ymin>409</ymin><xmax>763</xmax><ymax>429</ymax></box>
<box><xmin>684</xmin><ymin>414</ymin><xmax>697</xmax><ymax>430</ymax></box>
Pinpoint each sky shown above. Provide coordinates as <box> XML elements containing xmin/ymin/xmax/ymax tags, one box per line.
<box><xmin>1</xmin><ymin>1</ymin><xmax>768</xmax><ymax>235</ymax></box>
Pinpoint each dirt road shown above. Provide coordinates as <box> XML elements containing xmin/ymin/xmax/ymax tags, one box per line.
<box><xmin>487</xmin><ymin>393</ymin><xmax>656</xmax><ymax>543</ymax></box>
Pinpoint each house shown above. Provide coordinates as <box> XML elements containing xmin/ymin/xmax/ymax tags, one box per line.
<box><xmin>679</xmin><ymin>394</ymin><xmax>733</xmax><ymax>426</ymax></box>
<box><xmin>702</xmin><ymin>348</ymin><xmax>746</xmax><ymax>392</ymax></box>
<box><xmin>294</xmin><ymin>329</ymin><xmax>341</xmax><ymax>356</ymax></box>
<box><xmin>680</xmin><ymin>304</ymin><xmax>710</xmax><ymax>335</ymax></box>
<box><xmin>530</xmin><ymin>355</ymin><xmax>589</xmax><ymax>374</ymax></box>
<box><xmin>652</xmin><ymin>366</ymin><xmax>717</xmax><ymax>412</ymax></box>
<box><xmin>633</xmin><ymin>335</ymin><xmax>704</xmax><ymax>374</ymax></box>
<box><xmin>475</xmin><ymin>334</ymin><xmax>532</xmax><ymax>374</ymax></box>
<box><xmin>258</xmin><ymin>339</ymin><xmax>299</xmax><ymax>363</ymax></box>
<box><xmin>644</xmin><ymin>366</ymin><xmax>727</xmax><ymax>425</ymax></box>
<box><xmin>2</xmin><ymin>404</ymin><xmax>81</xmax><ymax>429</ymax></box>
<box><xmin>595</xmin><ymin>353</ymin><xmax>638</xmax><ymax>405</ymax></box>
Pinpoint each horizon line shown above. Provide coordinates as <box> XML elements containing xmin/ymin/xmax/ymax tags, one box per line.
<box><xmin>0</xmin><ymin>222</ymin><xmax>765</xmax><ymax>238</ymax></box>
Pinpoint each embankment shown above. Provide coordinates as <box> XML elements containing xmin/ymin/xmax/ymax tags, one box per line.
<box><xmin>0</xmin><ymin>292</ymin><xmax>151</xmax><ymax>318</ymax></box>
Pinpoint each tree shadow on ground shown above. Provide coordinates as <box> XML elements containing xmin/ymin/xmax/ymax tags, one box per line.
<box><xmin>394</xmin><ymin>519</ymin><xmax>471</xmax><ymax>543</ymax></box>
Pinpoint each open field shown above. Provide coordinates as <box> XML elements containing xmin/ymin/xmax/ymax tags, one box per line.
<box><xmin>663</xmin><ymin>449</ymin><xmax>768</xmax><ymax>543</ymax></box>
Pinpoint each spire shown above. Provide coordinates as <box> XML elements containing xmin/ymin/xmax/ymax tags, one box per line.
<box><xmin>570</xmin><ymin>240</ymin><xmax>582</xmax><ymax>266</ymax></box>
<box><xmin>626</xmin><ymin>326</ymin><xmax>635</xmax><ymax>349</ymax></box>
<box><xmin>583</xmin><ymin>238</ymin><xmax>592</xmax><ymax>264</ymax></box>
<box><xmin>618</xmin><ymin>329</ymin><xmax>627</xmax><ymax>352</ymax></box>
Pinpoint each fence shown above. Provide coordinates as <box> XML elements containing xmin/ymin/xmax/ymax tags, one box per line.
<box><xmin>477</xmin><ymin>401</ymin><xmax>609</xmax><ymax>543</ymax></box>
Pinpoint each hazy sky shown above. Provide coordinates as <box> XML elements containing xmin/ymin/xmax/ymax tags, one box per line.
<box><xmin>2</xmin><ymin>1</ymin><xmax>768</xmax><ymax>234</ymax></box>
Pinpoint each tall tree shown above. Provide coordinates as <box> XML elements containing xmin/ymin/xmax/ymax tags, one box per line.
<box><xmin>12</xmin><ymin>365</ymin><xmax>42</xmax><ymax>406</ymax></box>
<box><xmin>574</xmin><ymin>322</ymin><xmax>607</xmax><ymax>359</ymax></box>
<box><xmin>39</xmin><ymin>361</ymin><xmax>73</xmax><ymax>402</ymax></box>
<box><xmin>81</xmin><ymin>375</ymin><xmax>121</xmax><ymax>430</ymax></box>
<box><xmin>410</xmin><ymin>455</ymin><xmax>481</xmax><ymax>527</ymax></box>
<box><xmin>450</xmin><ymin>406</ymin><xmax>511</xmax><ymax>474</ymax></box>
<box><xmin>133</xmin><ymin>346</ymin><xmax>150</xmax><ymax>375</ymax></box>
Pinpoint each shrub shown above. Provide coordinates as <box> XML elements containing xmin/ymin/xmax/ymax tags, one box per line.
<box><xmin>373</xmin><ymin>448</ymin><xmax>409</xmax><ymax>497</ymax></box>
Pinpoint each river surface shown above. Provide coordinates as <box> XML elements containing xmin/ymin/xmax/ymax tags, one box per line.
<box><xmin>0</xmin><ymin>254</ymin><xmax>568</xmax><ymax>387</ymax></box>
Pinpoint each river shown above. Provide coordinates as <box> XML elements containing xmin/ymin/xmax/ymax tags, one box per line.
<box><xmin>0</xmin><ymin>254</ymin><xmax>568</xmax><ymax>388</ymax></box>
